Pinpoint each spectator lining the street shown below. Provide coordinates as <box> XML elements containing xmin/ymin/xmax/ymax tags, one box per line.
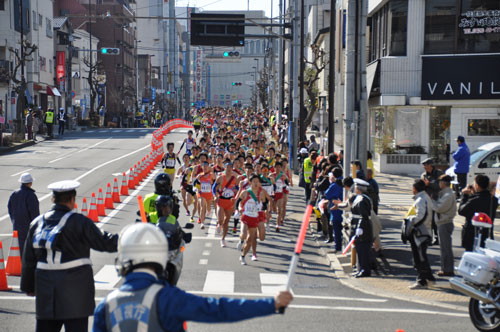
<box><xmin>452</xmin><ymin>135</ymin><xmax>470</xmax><ymax>192</ymax></box>
<box><xmin>420</xmin><ymin>158</ymin><xmax>442</xmax><ymax>245</ymax></box>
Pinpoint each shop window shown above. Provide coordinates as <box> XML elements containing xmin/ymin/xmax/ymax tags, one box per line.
<box><xmin>369</xmin><ymin>0</ymin><xmax>408</xmax><ymax>62</ymax></box>
<box><xmin>0</xmin><ymin>1</ymin><xmax>4</xmax><ymax>11</ymax></box>
<box><xmin>425</xmin><ymin>0</ymin><xmax>500</xmax><ymax>54</ymax></box>
<box><xmin>429</xmin><ymin>107</ymin><xmax>451</xmax><ymax>165</ymax></box>
<box><xmin>467</xmin><ymin>119</ymin><xmax>500</xmax><ymax>136</ymax></box>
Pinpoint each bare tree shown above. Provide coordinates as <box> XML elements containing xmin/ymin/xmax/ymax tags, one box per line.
<box><xmin>8</xmin><ymin>40</ymin><xmax>37</xmax><ymax>136</ymax></box>
<box><xmin>82</xmin><ymin>56</ymin><xmax>105</xmax><ymax>125</ymax></box>
<box><xmin>256</xmin><ymin>67</ymin><xmax>269</xmax><ymax>110</ymax></box>
<box><xmin>302</xmin><ymin>43</ymin><xmax>329</xmax><ymax>129</ymax></box>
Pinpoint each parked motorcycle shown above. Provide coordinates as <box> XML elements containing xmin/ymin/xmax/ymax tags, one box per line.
<box><xmin>450</xmin><ymin>212</ymin><xmax>500</xmax><ymax>331</ymax></box>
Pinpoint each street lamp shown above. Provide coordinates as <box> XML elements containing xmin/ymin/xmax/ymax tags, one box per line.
<box><xmin>252</xmin><ymin>65</ymin><xmax>258</xmax><ymax>109</ymax></box>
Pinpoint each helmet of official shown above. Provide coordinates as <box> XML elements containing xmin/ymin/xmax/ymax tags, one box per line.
<box><xmin>155</xmin><ymin>195</ymin><xmax>174</xmax><ymax>217</ymax></box>
<box><xmin>154</xmin><ymin>173</ymin><xmax>172</xmax><ymax>195</ymax></box>
<box><xmin>116</xmin><ymin>223</ymin><xmax>169</xmax><ymax>276</ymax></box>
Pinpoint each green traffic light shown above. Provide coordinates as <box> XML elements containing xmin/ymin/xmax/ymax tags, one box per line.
<box><xmin>167</xmin><ymin>91</ymin><xmax>171</xmax><ymax>95</ymax></box>
<box><xmin>232</xmin><ymin>82</ymin><xmax>235</xmax><ymax>86</ymax></box>
<box><xmin>101</xmin><ymin>48</ymin><xmax>108</xmax><ymax>54</ymax></box>
<box><xmin>223</xmin><ymin>51</ymin><xmax>229</xmax><ymax>57</ymax></box>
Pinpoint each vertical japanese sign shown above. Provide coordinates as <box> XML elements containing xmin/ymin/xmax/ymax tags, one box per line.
<box><xmin>195</xmin><ymin>49</ymin><xmax>202</xmax><ymax>102</ymax></box>
<box><xmin>56</xmin><ymin>51</ymin><xmax>66</xmax><ymax>84</ymax></box>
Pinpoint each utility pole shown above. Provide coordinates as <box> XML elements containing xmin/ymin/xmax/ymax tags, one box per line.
<box><xmin>357</xmin><ymin>0</ymin><xmax>369</xmax><ymax>169</ymax></box>
<box><xmin>343</xmin><ymin>0</ymin><xmax>357</xmax><ymax>173</ymax></box>
<box><xmin>168</xmin><ymin>0</ymin><xmax>175</xmax><ymax>116</ymax></box>
<box><xmin>328</xmin><ymin>0</ymin><xmax>336</xmax><ymax>154</ymax></box>
<box><xmin>291</xmin><ymin>0</ymin><xmax>300</xmax><ymax>170</ymax></box>
<box><xmin>278</xmin><ymin>0</ymin><xmax>285</xmax><ymax>122</ymax></box>
<box><xmin>298</xmin><ymin>0</ymin><xmax>305</xmax><ymax>142</ymax></box>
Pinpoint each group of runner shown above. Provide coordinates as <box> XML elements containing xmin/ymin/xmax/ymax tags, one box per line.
<box><xmin>162</xmin><ymin>107</ymin><xmax>291</xmax><ymax>265</ymax></box>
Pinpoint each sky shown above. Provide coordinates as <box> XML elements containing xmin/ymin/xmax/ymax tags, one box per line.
<box><xmin>175</xmin><ymin>0</ymin><xmax>281</xmax><ymax>18</ymax></box>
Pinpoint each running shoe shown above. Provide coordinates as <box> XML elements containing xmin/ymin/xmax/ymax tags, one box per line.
<box><xmin>220</xmin><ymin>239</ymin><xmax>226</xmax><ymax>247</ymax></box>
<box><xmin>200</xmin><ymin>223</ymin><xmax>205</xmax><ymax>229</ymax></box>
<box><xmin>232</xmin><ymin>227</ymin><xmax>237</xmax><ymax>234</ymax></box>
<box><xmin>236</xmin><ymin>240</ymin><xmax>243</xmax><ymax>251</ymax></box>
<box><xmin>186</xmin><ymin>210</ymin><xmax>190</xmax><ymax>216</ymax></box>
<box><xmin>275</xmin><ymin>226</ymin><xmax>280</xmax><ymax>232</ymax></box>
<box><xmin>190</xmin><ymin>217</ymin><xmax>194</xmax><ymax>223</ymax></box>
<box><xmin>251</xmin><ymin>255</ymin><xmax>258</xmax><ymax>261</ymax></box>
<box><xmin>197</xmin><ymin>218</ymin><xmax>201</xmax><ymax>224</ymax></box>
<box><xmin>239</xmin><ymin>255</ymin><xmax>247</xmax><ymax>265</ymax></box>
<box><xmin>216</xmin><ymin>224</ymin><xmax>221</xmax><ymax>233</ymax></box>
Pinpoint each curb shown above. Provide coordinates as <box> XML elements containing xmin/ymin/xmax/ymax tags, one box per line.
<box><xmin>307</xmin><ymin>223</ymin><xmax>468</xmax><ymax>312</ymax></box>
<box><xmin>0</xmin><ymin>140</ymin><xmax>36</xmax><ymax>156</ymax></box>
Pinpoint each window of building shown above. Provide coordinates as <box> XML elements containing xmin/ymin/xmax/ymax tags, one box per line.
<box><xmin>49</xmin><ymin>59</ymin><xmax>52</xmax><ymax>73</ymax></box>
<box><xmin>32</xmin><ymin>10</ymin><xmax>37</xmax><ymax>30</ymax></box>
<box><xmin>39</xmin><ymin>14</ymin><xmax>43</xmax><ymax>28</ymax></box>
<box><xmin>425</xmin><ymin>0</ymin><xmax>500</xmax><ymax>54</ymax></box>
<box><xmin>0</xmin><ymin>1</ymin><xmax>5</xmax><ymax>11</ymax></box>
<box><xmin>46</xmin><ymin>18</ymin><xmax>52</xmax><ymax>38</ymax></box>
<box><xmin>467</xmin><ymin>119</ymin><xmax>500</xmax><ymax>136</ymax></box>
<box><xmin>369</xmin><ymin>0</ymin><xmax>408</xmax><ymax>62</ymax></box>
<box><xmin>250</xmin><ymin>41</ymin><xmax>255</xmax><ymax>54</ymax></box>
<box><xmin>256</xmin><ymin>40</ymin><xmax>261</xmax><ymax>54</ymax></box>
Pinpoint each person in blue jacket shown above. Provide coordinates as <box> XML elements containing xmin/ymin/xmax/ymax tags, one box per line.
<box><xmin>93</xmin><ymin>223</ymin><xmax>293</xmax><ymax>332</ymax></box>
<box><xmin>325</xmin><ymin>167</ymin><xmax>344</xmax><ymax>253</ymax></box>
<box><xmin>452</xmin><ymin>135</ymin><xmax>470</xmax><ymax>192</ymax></box>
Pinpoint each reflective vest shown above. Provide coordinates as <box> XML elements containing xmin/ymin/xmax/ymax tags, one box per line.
<box><xmin>143</xmin><ymin>193</ymin><xmax>159</xmax><ymax>224</ymax></box>
<box><xmin>45</xmin><ymin>111</ymin><xmax>54</xmax><ymax>124</ymax></box>
<box><xmin>303</xmin><ymin>157</ymin><xmax>313</xmax><ymax>184</ymax></box>
<box><xmin>104</xmin><ymin>284</ymin><xmax>164</xmax><ymax>332</ymax></box>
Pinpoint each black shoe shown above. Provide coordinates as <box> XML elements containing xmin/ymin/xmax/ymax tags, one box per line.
<box><xmin>433</xmin><ymin>239</ymin><xmax>439</xmax><ymax>246</ymax></box>
<box><xmin>354</xmin><ymin>271</ymin><xmax>371</xmax><ymax>278</ymax></box>
<box><xmin>324</xmin><ymin>239</ymin><xmax>334</xmax><ymax>244</ymax></box>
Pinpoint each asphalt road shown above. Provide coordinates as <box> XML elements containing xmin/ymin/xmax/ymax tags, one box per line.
<box><xmin>0</xmin><ymin>129</ymin><xmax>475</xmax><ymax>331</ymax></box>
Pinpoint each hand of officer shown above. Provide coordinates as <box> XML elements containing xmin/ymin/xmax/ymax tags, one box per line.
<box><xmin>355</xmin><ymin>228</ymin><xmax>363</xmax><ymax>237</ymax></box>
<box><xmin>274</xmin><ymin>291</ymin><xmax>293</xmax><ymax>311</ymax></box>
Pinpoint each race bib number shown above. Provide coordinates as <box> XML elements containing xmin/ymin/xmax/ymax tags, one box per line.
<box><xmin>201</xmin><ymin>182</ymin><xmax>211</xmax><ymax>193</ymax></box>
<box><xmin>245</xmin><ymin>201</ymin><xmax>259</xmax><ymax>217</ymax></box>
<box><xmin>222</xmin><ymin>188</ymin><xmax>234</xmax><ymax>198</ymax></box>
<box><xmin>166</xmin><ymin>159</ymin><xmax>175</xmax><ymax>167</ymax></box>
<box><xmin>263</xmin><ymin>185</ymin><xmax>273</xmax><ymax>196</ymax></box>
<box><xmin>276</xmin><ymin>181</ymin><xmax>284</xmax><ymax>193</ymax></box>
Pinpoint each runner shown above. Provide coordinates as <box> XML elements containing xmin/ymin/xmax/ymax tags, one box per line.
<box><xmin>180</xmin><ymin>130</ymin><xmax>196</xmax><ymax>156</ymax></box>
<box><xmin>272</xmin><ymin>161</ymin><xmax>289</xmax><ymax>232</ymax></box>
<box><xmin>162</xmin><ymin>143</ymin><xmax>179</xmax><ymax>182</ymax></box>
<box><xmin>195</xmin><ymin>160</ymin><xmax>215</xmax><ymax>229</ymax></box>
<box><xmin>176</xmin><ymin>154</ymin><xmax>195</xmax><ymax>216</ymax></box>
<box><xmin>215</xmin><ymin>159</ymin><xmax>238</xmax><ymax>247</ymax></box>
<box><xmin>260</xmin><ymin>164</ymin><xmax>275</xmax><ymax>230</ymax></box>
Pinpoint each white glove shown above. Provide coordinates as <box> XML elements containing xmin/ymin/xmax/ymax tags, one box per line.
<box><xmin>355</xmin><ymin>228</ymin><xmax>363</xmax><ymax>237</ymax></box>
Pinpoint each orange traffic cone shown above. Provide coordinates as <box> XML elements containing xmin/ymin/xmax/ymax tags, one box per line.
<box><xmin>133</xmin><ymin>165</ymin><xmax>140</xmax><ymax>186</ymax></box>
<box><xmin>6</xmin><ymin>231</ymin><xmax>22</xmax><ymax>276</ymax></box>
<box><xmin>112</xmin><ymin>178</ymin><xmax>121</xmax><ymax>203</ymax></box>
<box><xmin>88</xmin><ymin>193</ymin><xmax>99</xmax><ymax>222</ymax></box>
<box><xmin>128</xmin><ymin>167</ymin><xmax>136</xmax><ymax>190</ymax></box>
<box><xmin>97</xmin><ymin>188</ymin><xmax>106</xmax><ymax>216</ymax></box>
<box><xmin>104</xmin><ymin>183</ymin><xmax>114</xmax><ymax>209</ymax></box>
<box><xmin>121</xmin><ymin>172</ymin><xmax>129</xmax><ymax>195</ymax></box>
<box><xmin>81</xmin><ymin>198</ymin><xmax>88</xmax><ymax>215</ymax></box>
<box><xmin>0</xmin><ymin>241</ymin><xmax>12</xmax><ymax>291</ymax></box>
<box><xmin>0</xmin><ymin>241</ymin><xmax>11</xmax><ymax>291</ymax></box>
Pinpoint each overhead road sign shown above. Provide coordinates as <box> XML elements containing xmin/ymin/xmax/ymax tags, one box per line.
<box><xmin>191</xmin><ymin>13</ymin><xmax>245</xmax><ymax>47</ymax></box>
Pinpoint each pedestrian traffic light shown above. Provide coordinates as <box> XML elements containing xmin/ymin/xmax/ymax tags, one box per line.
<box><xmin>223</xmin><ymin>51</ymin><xmax>240</xmax><ymax>57</ymax></box>
<box><xmin>101</xmin><ymin>48</ymin><xmax>120</xmax><ymax>55</ymax></box>
<box><xmin>232</xmin><ymin>82</ymin><xmax>242</xmax><ymax>86</ymax></box>
<box><xmin>167</xmin><ymin>91</ymin><xmax>171</xmax><ymax>95</ymax></box>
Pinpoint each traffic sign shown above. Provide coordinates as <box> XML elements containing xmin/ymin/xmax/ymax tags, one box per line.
<box><xmin>71</xmin><ymin>90</ymin><xmax>76</xmax><ymax>99</ymax></box>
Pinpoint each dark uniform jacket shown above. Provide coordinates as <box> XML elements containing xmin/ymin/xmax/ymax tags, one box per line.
<box><xmin>458</xmin><ymin>190</ymin><xmax>499</xmax><ymax>250</ymax></box>
<box><xmin>420</xmin><ymin>167</ymin><xmax>443</xmax><ymax>200</ymax></box>
<box><xmin>8</xmin><ymin>185</ymin><xmax>39</xmax><ymax>251</ymax></box>
<box><xmin>350</xmin><ymin>194</ymin><xmax>373</xmax><ymax>243</ymax></box>
<box><xmin>21</xmin><ymin>204</ymin><xmax>118</xmax><ymax>320</ymax></box>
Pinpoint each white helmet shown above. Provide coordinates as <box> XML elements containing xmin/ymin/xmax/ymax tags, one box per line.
<box><xmin>116</xmin><ymin>223</ymin><xmax>169</xmax><ymax>276</ymax></box>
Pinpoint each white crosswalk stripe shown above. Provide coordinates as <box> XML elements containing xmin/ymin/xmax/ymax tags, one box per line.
<box><xmin>94</xmin><ymin>265</ymin><xmax>121</xmax><ymax>290</ymax></box>
<box><xmin>203</xmin><ymin>270</ymin><xmax>234</xmax><ymax>294</ymax></box>
<box><xmin>379</xmin><ymin>193</ymin><xmax>413</xmax><ymax>207</ymax></box>
<box><xmin>259</xmin><ymin>273</ymin><xmax>287</xmax><ymax>294</ymax></box>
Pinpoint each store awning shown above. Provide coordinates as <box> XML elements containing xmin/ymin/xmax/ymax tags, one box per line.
<box><xmin>46</xmin><ymin>86</ymin><xmax>62</xmax><ymax>97</ymax></box>
<box><xmin>366</xmin><ymin>60</ymin><xmax>379</xmax><ymax>98</ymax></box>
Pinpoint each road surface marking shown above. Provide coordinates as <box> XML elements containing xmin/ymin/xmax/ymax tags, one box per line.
<box><xmin>260</xmin><ymin>273</ymin><xmax>288</xmax><ymax>294</ymax></box>
<box><xmin>94</xmin><ymin>265</ymin><xmax>121</xmax><ymax>290</ymax></box>
<box><xmin>202</xmin><ymin>250</ymin><xmax>211</xmax><ymax>256</ymax></box>
<box><xmin>199</xmin><ymin>259</ymin><xmax>208</xmax><ymax>265</ymax></box>
<box><xmin>206</xmin><ymin>210</ymin><xmax>217</xmax><ymax>238</ymax></box>
<box><xmin>10</xmin><ymin>168</ymin><xmax>33</xmax><ymax>177</ymax></box>
<box><xmin>49</xmin><ymin>138</ymin><xmax>112</xmax><ymax>163</ymax></box>
<box><xmin>287</xmin><ymin>305</ymin><xmax>469</xmax><ymax>317</ymax></box>
<box><xmin>0</xmin><ymin>144</ymin><xmax>152</xmax><ymax>223</ymax></box>
<box><xmin>204</xmin><ymin>242</ymin><xmax>213</xmax><ymax>247</ymax></box>
<box><xmin>191</xmin><ymin>236</ymin><xmax>238</xmax><ymax>241</ymax></box>
<box><xmin>203</xmin><ymin>270</ymin><xmax>234</xmax><ymax>294</ymax></box>
<box><xmin>86</xmin><ymin>130</ymin><xmax>95</xmax><ymax>133</ymax></box>
<box><xmin>0</xmin><ymin>234</ymin><xmax>13</xmax><ymax>237</ymax></box>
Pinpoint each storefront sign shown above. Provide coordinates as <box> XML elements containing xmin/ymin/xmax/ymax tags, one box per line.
<box><xmin>459</xmin><ymin>10</ymin><xmax>500</xmax><ymax>35</ymax></box>
<box><xmin>421</xmin><ymin>55</ymin><xmax>500</xmax><ymax>100</ymax></box>
<box><xmin>56</xmin><ymin>51</ymin><xmax>65</xmax><ymax>84</ymax></box>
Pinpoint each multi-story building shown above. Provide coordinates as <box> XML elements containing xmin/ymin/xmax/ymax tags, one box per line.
<box><xmin>365</xmin><ymin>0</ymin><xmax>500</xmax><ymax>173</ymax></box>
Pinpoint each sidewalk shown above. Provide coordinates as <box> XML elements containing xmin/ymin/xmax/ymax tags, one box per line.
<box><xmin>288</xmin><ymin>172</ymin><xmax>470</xmax><ymax>311</ymax></box>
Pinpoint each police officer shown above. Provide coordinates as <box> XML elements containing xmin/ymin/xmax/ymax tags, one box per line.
<box><xmin>44</xmin><ymin>108</ymin><xmax>55</xmax><ymax>138</ymax></box>
<box><xmin>20</xmin><ymin>180</ymin><xmax>118</xmax><ymax>332</ymax></box>
<box><xmin>143</xmin><ymin>173</ymin><xmax>180</xmax><ymax>224</ymax></box>
<box><xmin>57</xmin><ymin>107</ymin><xmax>67</xmax><ymax>136</ymax></box>
<box><xmin>93</xmin><ymin>223</ymin><xmax>293</xmax><ymax>332</ymax></box>
<box><xmin>420</xmin><ymin>158</ymin><xmax>443</xmax><ymax>245</ymax></box>
<box><xmin>349</xmin><ymin>178</ymin><xmax>373</xmax><ymax>278</ymax></box>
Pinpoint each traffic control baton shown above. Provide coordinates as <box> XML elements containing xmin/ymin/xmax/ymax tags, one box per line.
<box><xmin>342</xmin><ymin>236</ymin><xmax>357</xmax><ymax>256</ymax></box>
<box><xmin>280</xmin><ymin>204</ymin><xmax>314</xmax><ymax>314</ymax></box>
<box><xmin>137</xmin><ymin>196</ymin><xmax>147</xmax><ymax>223</ymax></box>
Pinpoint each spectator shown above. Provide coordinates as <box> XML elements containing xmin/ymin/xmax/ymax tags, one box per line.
<box><xmin>32</xmin><ymin>112</ymin><xmax>40</xmax><ymax>142</ymax></box>
<box><xmin>7</xmin><ymin>173</ymin><xmax>40</xmax><ymax>257</ymax></box>
<box><xmin>420</xmin><ymin>158</ymin><xmax>442</xmax><ymax>245</ymax></box>
<box><xmin>458</xmin><ymin>174</ymin><xmax>499</xmax><ymax>251</ymax></box>
<box><xmin>431</xmin><ymin>175</ymin><xmax>456</xmax><ymax>277</ymax></box>
<box><xmin>407</xmin><ymin>179</ymin><xmax>435</xmax><ymax>289</ymax></box>
<box><xmin>452</xmin><ymin>135</ymin><xmax>470</xmax><ymax>192</ymax></box>
<box><xmin>325</xmin><ymin>167</ymin><xmax>343</xmax><ymax>251</ymax></box>
<box><xmin>351</xmin><ymin>160</ymin><xmax>365</xmax><ymax>180</ymax></box>
<box><xmin>367</xmin><ymin>151</ymin><xmax>375</xmax><ymax>177</ymax></box>
<box><xmin>308</xmin><ymin>135</ymin><xmax>319</xmax><ymax>152</ymax></box>
<box><xmin>338</xmin><ymin>150</ymin><xmax>344</xmax><ymax>168</ymax></box>
<box><xmin>303</xmin><ymin>151</ymin><xmax>318</xmax><ymax>203</ymax></box>
<box><xmin>366</xmin><ymin>168</ymin><xmax>380</xmax><ymax>214</ymax></box>
<box><xmin>26</xmin><ymin>109</ymin><xmax>33</xmax><ymax>140</ymax></box>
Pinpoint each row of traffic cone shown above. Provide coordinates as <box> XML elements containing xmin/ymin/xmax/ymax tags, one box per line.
<box><xmin>0</xmin><ymin>231</ymin><xmax>23</xmax><ymax>291</ymax></box>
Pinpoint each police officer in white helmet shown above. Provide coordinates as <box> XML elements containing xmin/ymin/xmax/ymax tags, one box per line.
<box><xmin>93</xmin><ymin>223</ymin><xmax>293</xmax><ymax>332</ymax></box>
<box><xmin>21</xmin><ymin>180</ymin><xmax>118</xmax><ymax>332</ymax></box>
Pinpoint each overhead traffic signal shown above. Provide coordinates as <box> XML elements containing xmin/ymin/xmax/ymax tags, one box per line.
<box><xmin>232</xmin><ymin>82</ymin><xmax>242</xmax><ymax>86</ymax></box>
<box><xmin>223</xmin><ymin>51</ymin><xmax>240</xmax><ymax>57</ymax></box>
<box><xmin>101</xmin><ymin>48</ymin><xmax>120</xmax><ymax>55</ymax></box>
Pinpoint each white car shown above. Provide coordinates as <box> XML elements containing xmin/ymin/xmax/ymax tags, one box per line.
<box><xmin>446</xmin><ymin>142</ymin><xmax>500</xmax><ymax>191</ymax></box>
